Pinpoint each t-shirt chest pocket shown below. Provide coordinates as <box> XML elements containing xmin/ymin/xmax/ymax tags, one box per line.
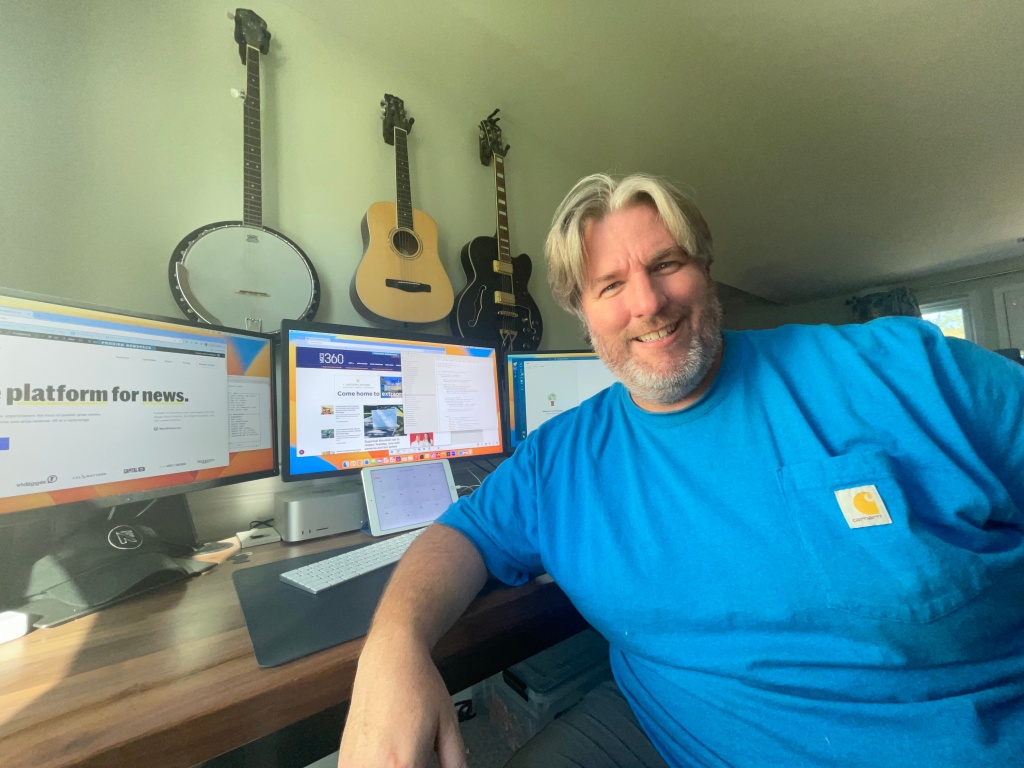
<box><xmin>778</xmin><ymin>450</ymin><xmax>989</xmax><ymax>623</ymax></box>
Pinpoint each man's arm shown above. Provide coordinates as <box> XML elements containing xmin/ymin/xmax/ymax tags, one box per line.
<box><xmin>337</xmin><ymin>523</ymin><xmax>487</xmax><ymax>768</ymax></box>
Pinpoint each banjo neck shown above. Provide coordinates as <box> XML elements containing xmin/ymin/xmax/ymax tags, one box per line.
<box><xmin>242</xmin><ymin>43</ymin><xmax>263</xmax><ymax>229</ymax></box>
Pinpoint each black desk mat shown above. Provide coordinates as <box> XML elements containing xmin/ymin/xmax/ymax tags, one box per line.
<box><xmin>232</xmin><ymin>545</ymin><xmax>395</xmax><ymax>667</ymax></box>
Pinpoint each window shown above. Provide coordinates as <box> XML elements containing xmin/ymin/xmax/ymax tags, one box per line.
<box><xmin>920</xmin><ymin>298</ymin><xmax>974</xmax><ymax>341</ymax></box>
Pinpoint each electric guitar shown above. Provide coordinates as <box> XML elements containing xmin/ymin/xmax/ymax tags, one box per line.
<box><xmin>168</xmin><ymin>8</ymin><xmax>319</xmax><ymax>333</ymax></box>
<box><xmin>351</xmin><ymin>94</ymin><xmax>454</xmax><ymax>325</ymax></box>
<box><xmin>449</xmin><ymin>110</ymin><xmax>542</xmax><ymax>350</ymax></box>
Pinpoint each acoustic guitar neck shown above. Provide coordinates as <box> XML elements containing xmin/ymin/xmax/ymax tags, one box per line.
<box><xmin>394</xmin><ymin>127</ymin><xmax>414</xmax><ymax>230</ymax></box>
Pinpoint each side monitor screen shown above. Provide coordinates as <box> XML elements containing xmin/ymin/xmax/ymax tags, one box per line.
<box><xmin>282</xmin><ymin>321</ymin><xmax>504</xmax><ymax>481</ymax></box>
<box><xmin>506</xmin><ymin>351</ymin><xmax>618</xmax><ymax>450</ymax></box>
<box><xmin>0</xmin><ymin>290</ymin><xmax>277</xmax><ymax>517</ymax></box>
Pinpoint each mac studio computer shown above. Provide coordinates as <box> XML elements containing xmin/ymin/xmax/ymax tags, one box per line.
<box><xmin>278</xmin><ymin>320</ymin><xmax>505</xmax><ymax>540</ymax></box>
<box><xmin>505</xmin><ymin>351</ymin><xmax>618</xmax><ymax>450</ymax></box>
<box><xmin>0</xmin><ymin>288</ymin><xmax>278</xmax><ymax>627</ymax></box>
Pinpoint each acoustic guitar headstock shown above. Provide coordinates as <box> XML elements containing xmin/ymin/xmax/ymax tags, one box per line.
<box><xmin>479</xmin><ymin>108</ymin><xmax>510</xmax><ymax>166</ymax></box>
<box><xmin>233</xmin><ymin>8</ymin><xmax>271</xmax><ymax>64</ymax></box>
<box><xmin>381</xmin><ymin>94</ymin><xmax>414</xmax><ymax>146</ymax></box>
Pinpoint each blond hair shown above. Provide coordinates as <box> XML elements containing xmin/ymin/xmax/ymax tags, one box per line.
<box><xmin>544</xmin><ymin>173</ymin><xmax>714</xmax><ymax>318</ymax></box>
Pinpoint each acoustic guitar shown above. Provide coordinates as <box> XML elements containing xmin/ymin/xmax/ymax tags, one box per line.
<box><xmin>351</xmin><ymin>94</ymin><xmax>454</xmax><ymax>325</ymax></box>
<box><xmin>449</xmin><ymin>110</ymin><xmax>542</xmax><ymax>350</ymax></box>
<box><xmin>168</xmin><ymin>8</ymin><xmax>319</xmax><ymax>333</ymax></box>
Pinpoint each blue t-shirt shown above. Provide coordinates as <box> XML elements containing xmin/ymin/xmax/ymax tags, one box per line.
<box><xmin>439</xmin><ymin>318</ymin><xmax>1024</xmax><ymax>767</ymax></box>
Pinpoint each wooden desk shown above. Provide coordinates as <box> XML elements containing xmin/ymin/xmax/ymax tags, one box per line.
<box><xmin>0</xmin><ymin>533</ymin><xmax>586</xmax><ymax>768</ymax></box>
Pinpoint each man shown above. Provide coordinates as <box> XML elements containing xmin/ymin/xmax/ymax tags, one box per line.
<box><xmin>339</xmin><ymin>174</ymin><xmax>1024</xmax><ymax>767</ymax></box>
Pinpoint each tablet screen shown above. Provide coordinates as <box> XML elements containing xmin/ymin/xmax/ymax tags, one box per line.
<box><xmin>362</xmin><ymin>460</ymin><xmax>457</xmax><ymax>535</ymax></box>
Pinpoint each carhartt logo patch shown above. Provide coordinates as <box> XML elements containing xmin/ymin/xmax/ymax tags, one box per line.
<box><xmin>834</xmin><ymin>485</ymin><xmax>892</xmax><ymax>528</ymax></box>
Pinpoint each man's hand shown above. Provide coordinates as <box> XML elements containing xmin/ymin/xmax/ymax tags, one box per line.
<box><xmin>338</xmin><ymin>634</ymin><xmax>467</xmax><ymax>768</ymax></box>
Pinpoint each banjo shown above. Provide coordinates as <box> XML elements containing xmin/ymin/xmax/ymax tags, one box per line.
<box><xmin>169</xmin><ymin>8</ymin><xmax>319</xmax><ymax>333</ymax></box>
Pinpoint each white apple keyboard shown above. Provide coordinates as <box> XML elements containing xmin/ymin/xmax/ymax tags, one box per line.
<box><xmin>278</xmin><ymin>528</ymin><xmax>425</xmax><ymax>594</ymax></box>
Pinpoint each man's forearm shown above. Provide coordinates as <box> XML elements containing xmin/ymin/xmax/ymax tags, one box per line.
<box><xmin>340</xmin><ymin>524</ymin><xmax>485</xmax><ymax>767</ymax></box>
<box><xmin>364</xmin><ymin>523</ymin><xmax>487</xmax><ymax>651</ymax></box>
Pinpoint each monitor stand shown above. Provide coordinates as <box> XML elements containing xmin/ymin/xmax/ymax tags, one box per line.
<box><xmin>12</xmin><ymin>496</ymin><xmax>216</xmax><ymax>628</ymax></box>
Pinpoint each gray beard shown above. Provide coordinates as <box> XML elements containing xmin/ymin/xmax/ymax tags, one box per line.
<box><xmin>589</xmin><ymin>293</ymin><xmax>723</xmax><ymax>405</ymax></box>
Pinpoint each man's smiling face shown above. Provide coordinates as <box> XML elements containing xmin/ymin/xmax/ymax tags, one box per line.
<box><xmin>580</xmin><ymin>202</ymin><xmax>723</xmax><ymax>412</ymax></box>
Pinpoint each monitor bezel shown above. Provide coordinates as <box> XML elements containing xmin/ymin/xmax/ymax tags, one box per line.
<box><xmin>281</xmin><ymin>319</ymin><xmax>506</xmax><ymax>482</ymax></box>
<box><xmin>0</xmin><ymin>286</ymin><xmax>280</xmax><ymax>527</ymax></box>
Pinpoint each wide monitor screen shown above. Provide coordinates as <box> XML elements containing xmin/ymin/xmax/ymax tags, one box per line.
<box><xmin>506</xmin><ymin>351</ymin><xmax>618</xmax><ymax>449</ymax></box>
<box><xmin>0</xmin><ymin>289</ymin><xmax>277</xmax><ymax>519</ymax></box>
<box><xmin>282</xmin><ymin>321</ymin><xmax>504</xmax><ymax>481</ymax></box>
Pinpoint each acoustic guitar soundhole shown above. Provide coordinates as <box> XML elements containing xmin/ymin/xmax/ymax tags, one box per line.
<box><xmin>391</xmin><ymin>228</ymin><xmax>420</xmax><ymax>258</ymax></box>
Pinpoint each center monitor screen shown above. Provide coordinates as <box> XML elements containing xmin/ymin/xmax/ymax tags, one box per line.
<box><xmin>282</xmin><ymin>321</ymin><xmax>504</xmax><ymax>480</ymax></box>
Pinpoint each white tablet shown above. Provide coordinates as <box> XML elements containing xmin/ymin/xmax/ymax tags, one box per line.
<box><xmin>360</xmin><ymin>459</ymin><xmax>459</xmax><ymax>537</ymax></box>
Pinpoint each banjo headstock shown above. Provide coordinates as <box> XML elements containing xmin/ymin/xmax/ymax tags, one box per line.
<box><xmin>233</xmin><ymin>8</ymin><xmax>271</xmax><ymax>64</ymax></box>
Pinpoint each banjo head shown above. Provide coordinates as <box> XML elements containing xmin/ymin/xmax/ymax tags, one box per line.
<box><xmin>170</xmin><ymin>222</ymin><xmax>319</xmax><ymax>332</ymax></box>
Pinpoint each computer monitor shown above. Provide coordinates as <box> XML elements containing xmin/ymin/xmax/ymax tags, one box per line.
<box><xmin>0</xmin><ymin>288</ymin><xmax>277</xmax><ymax>625</ymax></box>
<box><xmin>281</xmin><ymin>320</ymin><xmax>505</xmax><ymax>481</ymax></box>
<box><xmin>505</xmin><ymin>351</ymin><xmax>618</xmax><ymax>449</ymax></box>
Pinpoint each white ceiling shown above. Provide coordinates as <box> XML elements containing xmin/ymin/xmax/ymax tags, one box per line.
<box><xmin>284</xmin><ymin>0</ymin><xmax>1024</xmax><ymax>303</ymax></box>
